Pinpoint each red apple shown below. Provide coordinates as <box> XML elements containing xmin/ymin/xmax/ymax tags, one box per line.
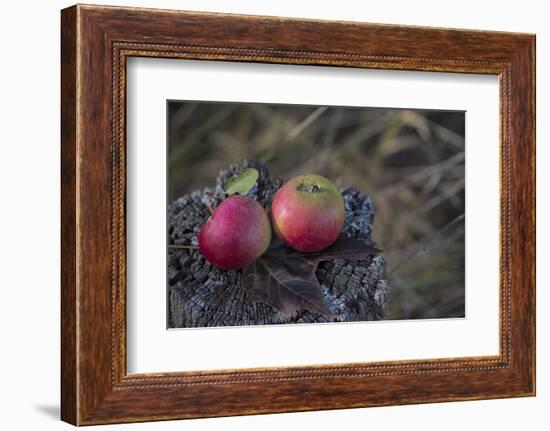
<box><xmin>199</xmin><ymin>195</ymin><xmax>271</xmax><ymax>270</ymax></box>
<box><xmin>271</xmin><ymin>174</ymin><xmax>345</xmax><ymax>252</ymax></box>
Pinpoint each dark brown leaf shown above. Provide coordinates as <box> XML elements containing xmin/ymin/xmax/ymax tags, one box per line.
<box><xmin>242</xmin><ymin>254</ymin><xmax>333</xmax><ymax>318</ymax></box>
<box><xmin>241</xmin><ymin>235</ymin><xmax>380</xmax><ymax>317</ymax></box>
<box><xmin>266</xmin><ymin>234</ymin><xmax>381</xmax><ymax>263</ymax></box>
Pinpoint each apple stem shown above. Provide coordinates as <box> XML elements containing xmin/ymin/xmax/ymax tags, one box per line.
<box><xmin>205</xmin><ymin>202</ymin><xmax>214</xmax><ymax>215</ymax></box>
<box><xmin>168</xmin><ymin>245</ymin><xmax>199</xmax><ymax>250</ymax></box>
<box><xmin>297</xmin><ymin>182</ymin><xmax>323</xmax><ymax>193</ymax></box>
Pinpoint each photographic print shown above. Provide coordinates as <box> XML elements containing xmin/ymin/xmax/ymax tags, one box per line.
<box><xmin>167</xmin><ymin>101</ymin><xmax>465</xmax><ymax>328</ymax></box>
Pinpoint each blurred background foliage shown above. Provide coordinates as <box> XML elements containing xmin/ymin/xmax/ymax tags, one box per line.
<box><xmin>168</xmin><ymin>101</ymin><xmax>465</xmax><ymax>320</ymax></box>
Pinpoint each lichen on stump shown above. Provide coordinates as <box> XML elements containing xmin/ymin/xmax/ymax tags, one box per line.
<box><xmin>168</xmin><ymin>161</ymin><xmax>389</xmax><ymax>328</ymax></box>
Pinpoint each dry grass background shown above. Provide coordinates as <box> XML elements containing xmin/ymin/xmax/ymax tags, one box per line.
<box><xmin>168</xmin><ymin>101</ymin><xmax>465</xmax><ymax>320</ymax></box>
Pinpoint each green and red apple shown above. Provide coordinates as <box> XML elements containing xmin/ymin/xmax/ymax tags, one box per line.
<box><xmin>271</xmin><ymin>174</ymin><xmax>345</xmax><ymax>252</ymax></box>
<box><xmin>199</xmin><ymin>195</ymin><xmax>271</xmax><ymax>270</ymax></box>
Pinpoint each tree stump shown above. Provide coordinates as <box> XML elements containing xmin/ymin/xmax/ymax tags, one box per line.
<box><xmin>168</xmin><ymin>161</ymin><xmax>389</xmax><ymax>328</ymax></box>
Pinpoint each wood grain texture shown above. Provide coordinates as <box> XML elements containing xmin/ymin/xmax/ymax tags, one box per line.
<box><xmin>60</xmin><ymin>4</ymin><xmax>536</xmax><ymax>425</ymax></box>
<box><xmin>168</xmin><ymin>161</ymin><xmax>389</xmax><ymax>327</ymax></box>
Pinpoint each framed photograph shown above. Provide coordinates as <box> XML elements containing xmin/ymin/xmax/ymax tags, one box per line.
<box><xmin>61</xmin><ymin>4</ymin><xmax>535</xmax><ymax>425</ymax></box>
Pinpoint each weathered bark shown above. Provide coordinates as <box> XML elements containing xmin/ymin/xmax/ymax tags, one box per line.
<box><xmin>168</xmin><ymin>161</ymin><xmax>389</xmax><ymax>328</ymax></box>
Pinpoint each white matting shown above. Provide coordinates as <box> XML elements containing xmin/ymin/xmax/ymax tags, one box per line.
<box><xmin>126</xmin><ymin>57</ymin><xmax>500</xmax><ymax>373</ymax></box>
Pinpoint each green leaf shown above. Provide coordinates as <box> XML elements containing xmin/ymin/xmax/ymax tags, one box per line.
<box><xmin>225</xmin><ymin>168</ymin><xmax>259</xmax><ymax>195</ymax></box>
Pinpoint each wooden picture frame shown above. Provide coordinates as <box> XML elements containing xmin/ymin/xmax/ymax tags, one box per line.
<box><xmin>61</xmin><ymin>4</ymin><xmax>535</xmax><ymax>425</ymax></box>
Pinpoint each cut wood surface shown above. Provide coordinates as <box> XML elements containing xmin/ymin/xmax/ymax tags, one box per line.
<box><xmin>168</xmin><ymin>161</ymin><xmax>389</xmax><ymax>327</ymax></box>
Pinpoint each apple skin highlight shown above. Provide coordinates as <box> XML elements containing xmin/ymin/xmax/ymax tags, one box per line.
<box><xmin>199</xmin><ymin>195</ymin><xmax>271</xmax><ymax>270</ymax></box>
<box><xmin>270</xmin><ymin>174</ymin><xmax>345</xmax><ymax>252</ymax></box>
